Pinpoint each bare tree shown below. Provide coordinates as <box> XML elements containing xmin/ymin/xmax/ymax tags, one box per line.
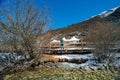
<box><xmin>87</xmin><ymin>22</ymin><xmax>120</xmax><ymax>68</ymax></box>
<box><xmin>0</xmin><ymin>0</ymin><xmax>50</xmax><ymax>59</ymax></box>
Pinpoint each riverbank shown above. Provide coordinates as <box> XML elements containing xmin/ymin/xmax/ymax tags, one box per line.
<box><xmin>1</xmin><ymin>53</ymin><xmax>120</xmax><ymax>79</ymax></box>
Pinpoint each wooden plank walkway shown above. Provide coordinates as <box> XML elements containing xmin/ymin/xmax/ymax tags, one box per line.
<box><xmin>45</xmin><ymin>47</ymin><xmax>120</xmax><ymax>54</ymax></box>
<box><xmin>45</xmin><ymin>48</ymin><xmax>94</xmax><ymax>54</ymax></box>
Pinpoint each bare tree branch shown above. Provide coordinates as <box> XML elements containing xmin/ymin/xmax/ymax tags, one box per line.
<box><xmin>0</xmin><ymin>0</ymin><xmax>50</xmax><ymax>59</ymax></box>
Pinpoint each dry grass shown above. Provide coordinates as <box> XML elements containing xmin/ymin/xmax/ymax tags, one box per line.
<box><xmin>4</xmin><ymin>68</ymin><xmax>120</xmax><ymax>80</ymax></box>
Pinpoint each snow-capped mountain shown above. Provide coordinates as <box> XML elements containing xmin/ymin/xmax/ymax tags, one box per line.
<box><xmin>98</xmin><ymin>6</ymin><xmax>119</xmax><ymax>18</ymax></box>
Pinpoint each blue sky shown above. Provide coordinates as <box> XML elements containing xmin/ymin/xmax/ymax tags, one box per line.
<box><xmin>1</xmin><ymin>0</ymin><xmax>120</xmax><ymax>29</ymax></box>
<box><xmin>41</xmin><ymin>0</ymin><xmax>120</xmax><ymax>29</ymax></box>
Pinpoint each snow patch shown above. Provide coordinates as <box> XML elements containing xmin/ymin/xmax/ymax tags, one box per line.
<box><xmin>53</xmin><ymin>54</ymin><xmax>94</xmax><ymax>59</ymax></box>
<box><xmin>57</xmin><ymin>60</ymin><xmax>97</xmax><ymax>69</ymax></box>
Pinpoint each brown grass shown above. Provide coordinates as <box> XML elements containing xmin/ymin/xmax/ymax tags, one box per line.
<box><xmin>41</xmin><ymin>54</ymin><xmax>60</xmax><ymax>63</ymax></box>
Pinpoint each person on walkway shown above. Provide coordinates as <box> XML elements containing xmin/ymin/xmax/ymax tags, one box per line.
<box><xmin>61</xmin><ymin>38</ymin><xmax>65</xmax><ymax>50</ymax></box>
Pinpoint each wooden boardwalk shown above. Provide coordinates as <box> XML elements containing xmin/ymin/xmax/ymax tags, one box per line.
<box><xmin>45</xmin><ymin>48</ymin><xmax>94</xmax><ymax>54</ymax></box>
<box><xmin>44</xmin><ymin>47</ymin><xmax>120</xmax><ymax>54</ymax></box>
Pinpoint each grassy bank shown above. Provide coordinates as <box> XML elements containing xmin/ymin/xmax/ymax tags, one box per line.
<box><xmin>4</xmin><ymin>68</ymin><xmax>120</xmax><ymax>80</ymax></box>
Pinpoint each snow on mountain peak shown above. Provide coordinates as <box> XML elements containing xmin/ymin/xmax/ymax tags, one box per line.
<box><xmin>98</xmin><ymin>6</ymin><xmax>120</xmax><ymax>18</ymax></box>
